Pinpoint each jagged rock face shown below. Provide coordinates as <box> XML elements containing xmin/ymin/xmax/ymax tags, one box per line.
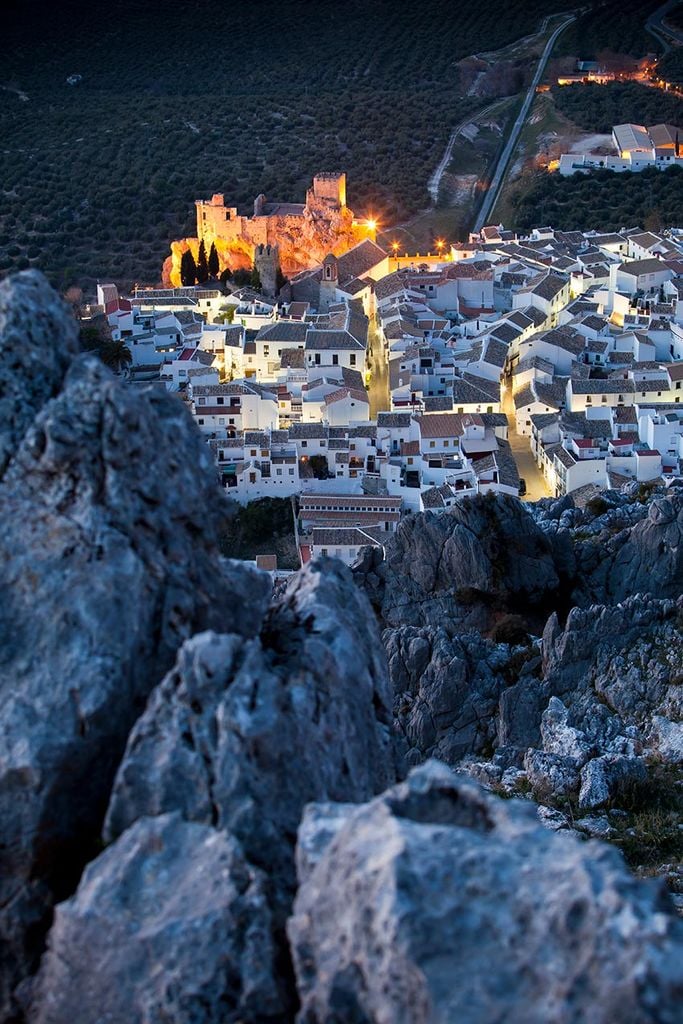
<box><xmin>576</xmin><ymin>495</ymin><xmax>683</xmax><ymax>604</ymax></box>
<box><xmin>104</xmin><ymin>560</ymin><xmax>396</xmax><ymax>925</ymax></box>
<box><xmin>0</xmin><ymin>270</ymin><xmax>79</xmax><ymax>476</ymax></box>
<box><xmin>386</xmin><ymin>625</ymin><xmax>525</xmax><ymax>765</ymax></box>
<box><xmin>28</xmin><ymin>814</ymin><xmax>280</xmax><ymax>1024</ymax></box>
<box><xmin>23</xmin><ymin>561</ymin><xmax>396</xmax><ymax>1021</ymax></box>
<box><xmin>355</xmin><ymin>494</ymin><xmax>562</xmax><ymax>629</ymax></box>
<box><xmin>0</xmin><ymin>351</ymin><xmax>270</xmax><ymax>1017</ymax></box>
<box><xmin>289</xmin><ymin>761</ymin><xmax>683</xmax><ymax>1024</ymax></box>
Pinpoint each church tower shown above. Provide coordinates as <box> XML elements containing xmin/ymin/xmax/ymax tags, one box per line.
<box><xmin>319</xmin><ymin>253</ymin><xmax>338</xmax><ymax>312</ymax></box>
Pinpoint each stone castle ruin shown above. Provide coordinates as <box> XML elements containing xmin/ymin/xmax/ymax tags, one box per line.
<box><xmin>163</xmin><ymin>173</ymin><xmax>375</xmax><ymax>289</ymax></box>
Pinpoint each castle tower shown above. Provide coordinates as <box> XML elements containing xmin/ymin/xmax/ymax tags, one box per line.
<box><xmin>319</xmin><ymin>253</ymin><xmax>339</xmax><ymax>312</ymax></box>
<box><xmin>254</xmin><ymin>243</ymin><xmax>281</xmax><ymax>298</ymax></box>
<box><xmin>308</xmin><ymin>173</ymin><xmax>346</xmax><ymax>212</ymax></box>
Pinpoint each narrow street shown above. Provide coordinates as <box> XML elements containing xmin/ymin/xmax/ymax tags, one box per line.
<box><xmin>502</xmin><ymin>383</ymin><xmax>552</xmax><ymax>502</ymax></box>
<box><xmin>367</xmin><ymin>321</ymin><xmax>389</xmax><ymax>419</ymax></box>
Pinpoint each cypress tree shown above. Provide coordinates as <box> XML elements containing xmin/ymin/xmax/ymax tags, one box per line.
<box><xmin>250</xmin><ymin>265</ymin><xmax>262</xmax><ymax>291</ymax></box>
<box><xmin>208</xmin><ymin>241</ymin><xmax>219</xmax><ymax>278</ymax></box>
<box><xmin>180</xmin><ymin>249</ymin><xmax>197</xmax><ymax>286</ymax></box>
<box><xmin>196</xmin><ymin>240</ymin><xmax>209</xmax><ymax>284</ymax></box>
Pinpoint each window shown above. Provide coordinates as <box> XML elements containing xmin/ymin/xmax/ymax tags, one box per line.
<box><xmin>429</xmin><ymin>441</ymin><xmax>435</xmax><ymax>448</ymax></box>
<box><xmin>198</xmin><ymin>418</ymin><xmax>204</xmax><ymax>425</ymax></box>
<box><xmin>277</xmin><ymin>468</ymin><xmax>282</xmax><ymax>476</ymax></box>
<box><xmin>251</xmin><ymin>449</ymin><xmax>257</xmax><ymax>456</ymax></box>
<box><xmin>332</xmin><ymin>354</ymin><xmax>339</xmax><ymax>365</ymax></box>
<box><xmin>217</xmin><ymin>397</ymin><xmax>224</xmax><ymax>405</ymax></box>
<box><xmin>249</xmin><ymin>473</ymin><xmax>256</xmax><ymax>483</ymax></box>
<box><xmin>321</xmin><ymin>548</ymin><xmax>328</xmax><ymax>556</ymax></box>
<box><xmin>301</xmin><ymin>440</ymin><xmax>307</xmax><ymax>448</ymax></box>
<box><xmin>350</xmin><ymin>354</ymin><xmax>356</xmax><ymax>365</ymax></box>
<box><xmin>289</xmin><ymin>467</ymin><xmax>294</xmax><ymax>475</ymax></box>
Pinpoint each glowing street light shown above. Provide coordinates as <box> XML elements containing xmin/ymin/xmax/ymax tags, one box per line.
<box><xmin>391</xmin><ymin>240</ymin><xmax>400</xmax><ymax>255</ymax></box>
<box><xmin>435</xmin><ymin>238</ymin><xmax>445</xmax><ymax>255</ymax></box>
<box><xmin>366</xmin><ymin>218</ymin><xmax>377</xmax><ymax>232</ymax></box>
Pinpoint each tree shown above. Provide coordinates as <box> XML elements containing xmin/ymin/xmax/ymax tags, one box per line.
<box><xmin>180</xmin><ymin>249</ymin><xmax>197</xmax><ymax>286</ymax></box>
<box><xmin>250</xmin><ymin>264</ymin><xmax>262</xmax><ymax>291</ymax></box>
<box><xmin>208</xmin><ymin>241</ymin><xmax>219</xmax><ymax>278</ymax></box>
<box><xmin>196</xmin><ymin>239</ymin><xmax>209</xmax><ymax>284</ymax></box>
<box><xmin>98</xmin><ymin>338</ymin><xmax>133</xmax><ymax>372</ymax></box>
<box><xmin>214</xmin><ymin>306</ymin><xmax>235</xmax><ymax>324</ymax></box>
<box><xmin>219</xmin><ymin>267</ymin><xmax>233</xmax><ymax>285</ymax></box>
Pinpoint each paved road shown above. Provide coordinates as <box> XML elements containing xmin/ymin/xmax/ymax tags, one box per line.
<box><xmin>647</xmin><ymin>0</ymin><xmax>683</xmax><ymax>52</ymax></box>
<box><xmin>502</xmin><ymin>385</ymin><xmax>552</xmax><ymax>502</ymax></box>
<box><xmin>367</xmin><ymin>321</ymin><xmax>389</xmax><ymax>419</ymax></box>
<box><xmin>473</xmin><ymin>14</ymin><xmax>576</xmax><ymax>233</ymax></box>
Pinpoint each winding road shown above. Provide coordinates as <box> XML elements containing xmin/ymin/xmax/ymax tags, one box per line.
<box><xmin>646</xmin><ymin>0</ymin><xmax>683</xmax><ymax>52</ymax></box>
<box><xmin>472</xmin><ymin>13</ymin><xmax>576</xmax><ymax>233</ymax></box>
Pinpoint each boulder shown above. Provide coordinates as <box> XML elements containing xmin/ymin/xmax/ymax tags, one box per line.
<box><xmin>104</xmin><ymin>559</ymin><xmax>396</xmax><ymax>920</ymax></box>
<box><xmin>523</xmin><ymin>749</ymin><xmax>580</xmax><ymax>802</ymax></box>
<box><xmin>289</xmin><ymin>761</ymin><xmax>683</xmax><ymax>1024</ymax></box>
<box><xmin>28</xmin><ymin>814</ymin><xmax>280</xmax><ymax>1024</ymax></box>
<box><xmin>540</xmin><ymin>696</ymin><xmax>593</xmax><ymax>764</ymax></box>
<box><xmin>578</xmin><ymin>755</ymin><xmax>648</xmax><ymax>811</ymax></box>
<box><xmin>0</xmin><ymin>352</ymin><xmax>269</xmax><ymax>1016</ymax></box>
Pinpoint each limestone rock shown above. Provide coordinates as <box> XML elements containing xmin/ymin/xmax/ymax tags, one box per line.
<box><xmin>0</xmin><ymin>352</ymin><xmax>269</xmax><ymax>1016</ymax></box>
<box><xmin>578</xmin><ymin>755</ymin><xmax>647</xmax><ymax>811</ymax></box>
<box><xmin>29</xmin><ymin>814</ymin><xmax>280</xmax><ymax>1024</ymax></box>
<box><xmin>0</xmin><ymin>270</ymin><xmax>79</xmax><ymax>476</ymax></box>
<box><xmin>104</xmin><ymin>559</ymin><xmax>396</xmax><ymax>920</ymax></box>
<box><xmin>386</xmin><ymin>625</ymin><xmax>511</xmax><ymax>764</ymax></box>
<box><xmin>289</xmin><ymin>761</ymin><xmax>683</xmax><ymax>1024</ymax></box>
<box><xmin>649</xmin><ymin>716</ymin><xmax>683</xmax><ymax>764</ymax></box>
<box><xmin>354</xmin><ymin>493</ymin><xmax>561</xmax><ymax>628</ymax></box>
<box><xmin>540</xmin><ymin>696</ymin><xmax>594</xmax><ymax>764</ymax></box>
<box><xmin>523</xmin><ymin>749</ymin><xmax>580</xmax><ymax>802</ymax></box>
<box><xmin>577</xmin><ymin>495</ymin><xmax>683</xmax><ymax>604</ymax></box>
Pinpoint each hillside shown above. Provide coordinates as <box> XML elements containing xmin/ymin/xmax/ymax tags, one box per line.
<box><xmin>1</xmin><ymin>0</ymin><xmax>584</xmax><ymax>291</ymax></box>
<box><xmin>508</xmin><ymin>165</ymin><xmax>683</xmax><ymax>232</ymax></box>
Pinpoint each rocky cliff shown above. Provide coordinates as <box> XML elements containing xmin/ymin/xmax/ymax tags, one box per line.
<box><xmin>1</xmin><ymin>272</ymin><xmax>681</xmax><ymax>1023</ymax></box>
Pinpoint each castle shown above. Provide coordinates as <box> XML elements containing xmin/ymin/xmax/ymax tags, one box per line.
<box><xmin>163</xmin><ymin>173</ymin><xmax>376</xmax><ymax>291</ymax></box>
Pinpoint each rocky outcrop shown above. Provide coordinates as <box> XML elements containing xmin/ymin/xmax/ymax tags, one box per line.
<box><xmin>386</xmin><ymin>625</ymin><xmax>532</xmax><ymax>765</ymax></box>
<box><xmin>0</xmin><ymin>352</ymin><xmax>270</xmax><ymax>1017</ymax></box>
<box><xmin>22</xmin><ymin>560</ymin><xmax>396</xmax><ymax>1020</ymax></box>
<box><xmin>104</xmin><ymin>560</ymin><xmax>395</xmax><ymax>918</ymax></box>
<box><xmin>28</xmin><ymin>814</ymin><xmax>280</xmax><ymax>1024</ymax></box>
<box><xmin>0</xmin><ymin>271</ymin><xmax>79</xmax><ymax>476</ymax></box>
<box><xmin>578</xmin><ymin>495</ymin><xmax>683</xmax><ymax>604</ymax></box>
<box><xmin>355</xmin><ymin>493</ymin><xmax>562</xmax><ymax>629</ymax></box>
<box><xmin>289</xmin><ymin>761</ymin><xmax>683</xmax><ymax>1024</ymax></box>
